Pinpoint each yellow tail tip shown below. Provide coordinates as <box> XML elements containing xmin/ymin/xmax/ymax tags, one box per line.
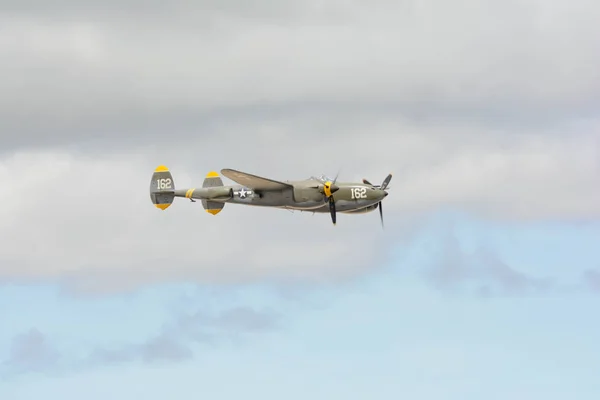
<box><xmin>206</xmin><ymin>209</ymin><xmax>221</xmax><ymax>215</ymax></box>
<box><xmin>155</xmin><ymin>165</ymin><xmax>169</xmax><ymax>172</ymax></box>
<box><xmin>206</xmin><ymin>171</ymin><xmax>219</xmax><ymax>178</ymax></box>
<box><xmin>155</xmin><ymin>203</ymin><xmax>171</xmax><ymax>210</ymax></box>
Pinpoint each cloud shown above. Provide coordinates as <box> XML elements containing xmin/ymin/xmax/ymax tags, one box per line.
<box><xmin>0</xmin><ymin>152</ymin><xmax>389</xmax><ymax>294</ymax></box>
<box><xmin>2</xmin><ymin>0</ymin><xmax>305</xmax><ymax>18</ymax></box>
<box><xmin>583</xmin><ymin>269</ymin><xmax>600</xmax><ymax>292</ymax></box>
<box><xmin>1</xmin><ymin>328</ymin><xmax>59</xmax><ymax>376</ymax></box>
<box><xmin>426</xmin><ymin>230</ymin><xmax>600</xmax><ymax>297</ymax></box>
<box><xmin>2</xmin><ymin>0</ymin><xmax>599</xmax><ymax>149</ymax></box>
<box><xmin>1</xmin><ymin>118</ymin><xmax>599</xmax><ymax>294</ymax></box>
<box><xmin>1</xmin><ymin>0</ymin><xmax>599</xmax><ymax>294</ymax></box>
<box><xmin>0</xmin><ymin>306</ymin><xmax>279</xmax><ymax>379</ymax></box>
<box><xmin>426</xmin><ymin>231</ymin><xmax>555</xmax><ymax>296</ymax></box>
<box><xmin>85</xmin><ymin>306</ymin><xmax>279</xmax><ymax>366</ymax></box>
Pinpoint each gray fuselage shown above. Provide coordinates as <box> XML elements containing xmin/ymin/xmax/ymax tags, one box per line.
<box><xmin>205</xmin><ymin>179</ymin><xmax>387</xmax><ymax>214</ymax></box>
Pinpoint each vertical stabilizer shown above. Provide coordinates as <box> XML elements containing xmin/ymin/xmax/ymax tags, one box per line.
<box><xmin>150</xmin><ymin>165</ymin><xmax>175</xmax><ymax>210</ymax></box>
<box><xmin>201</xmin><ymin>171</ymin><xmax>225</xmax><ymax>215</ymax></box>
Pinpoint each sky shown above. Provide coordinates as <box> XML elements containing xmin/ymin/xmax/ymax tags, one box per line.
<box><xmin>1</xmin><ymin>0</ymin><xmax>600</xmax><ymax>398</ymax></box>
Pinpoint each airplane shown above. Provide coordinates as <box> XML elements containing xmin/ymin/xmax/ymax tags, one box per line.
<box><xmin>149</xmin><ymin>165</ymin><xmax>392</xmax><ymax>226</ymax></box>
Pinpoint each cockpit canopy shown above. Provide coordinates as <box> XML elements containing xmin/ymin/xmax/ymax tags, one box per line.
<box><xmin>309</xmin><ymin>174</ymin><xmax>335</xmax><ymax>183</ymax></box>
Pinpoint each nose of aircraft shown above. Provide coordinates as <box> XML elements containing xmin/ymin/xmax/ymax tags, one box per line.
<box><xmin>330</xmin><ymin>183</ymin><xmax>340</xmax><ymax>193</ymax></box>
<box><xmin>372</xmin><ymin>188</ymin><xmax>387</xmax><ymax>200</ymax></box>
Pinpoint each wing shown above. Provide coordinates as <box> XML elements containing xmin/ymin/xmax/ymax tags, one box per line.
<box><xmin>220</xmin><ymin>169</ymin><xmax>293</xmax><ymax>191</ymax></box>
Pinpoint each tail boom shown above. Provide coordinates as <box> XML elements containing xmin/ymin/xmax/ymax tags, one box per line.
<box><xmin>172</xmin><ymin>186</ymin><xmax>233</xmax><ymax>201</ymax></box>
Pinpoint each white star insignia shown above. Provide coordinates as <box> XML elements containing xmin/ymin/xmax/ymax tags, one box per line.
<box><xmin>239</xmin><ymin>188</ymin><xmax>247</xmax><ymax>198</ymax></box>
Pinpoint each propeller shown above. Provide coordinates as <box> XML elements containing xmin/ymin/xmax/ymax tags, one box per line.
<box><xmin>363</xmin><ymin>173</ymin><xmax>392</xmax><ymax>228</ymax></box>
<box><xmin>362</xmin><ymin>175</ymin><xmax>392</xmax><ymax>190</ymax></box>
<box><xmin>328</xmin><ymin>195</ymin><xmax>336</xmax><ymax>225</ymax></box>
<box><xmin>322</xmin><ymin>171</ymin><xmax>340</xmax><ymax>225</ymax></box>
<box><xmin>380</xmin><ymin>173</ymin><xmax>392</xmax><ymax>191</ymax></box>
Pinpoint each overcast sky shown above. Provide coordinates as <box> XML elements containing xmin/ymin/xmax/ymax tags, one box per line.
<box><xmin>1</xmin><ymin>1</ymin><xmax>600</xmax><ymax>398</ymax></box>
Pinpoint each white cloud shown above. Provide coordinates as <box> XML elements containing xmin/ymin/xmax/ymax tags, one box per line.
<box><xmin>0</xmin><ymin>147</ymin><xmax>388</xmax><ymax>293</ymax></box>
<box><xmin>1</xmin><ymin>117</ymin><xmax>598</xmax><ymax>292</ymax></box>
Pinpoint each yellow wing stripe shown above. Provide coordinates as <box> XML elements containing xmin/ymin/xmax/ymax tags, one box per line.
<box><xmin>185</xmin><ymin>188</ymin><xmax>195</xmax><ymax>198</ymax></box>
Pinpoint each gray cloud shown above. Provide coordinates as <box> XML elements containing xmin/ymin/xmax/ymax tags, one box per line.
<box><xmin>426</xmin><ymin>231</ymin><xmax>552</xmax><ymax>295</ymax></box>
<box><xmin>426</xmin><ymin>231</ymin><xmax>600</xmax><ymax>297</ymax></box>
<box><xmin>1</xmin><ymin>124</ymin><xmax>598</xmax><ymax>294</ymax></box>
<box><xmin>0</xmin><ymin>306</ymin><xmax>279</xmax><ymax>379</ymax></box>
<box><xmin>0</xmin><ymin>0</ymin><xmax>599</xmax><ymax>294</ymax></box>
<box><xmin>84</xmin><ymin>306</ymin><xmax>278</xmax><ymax>366</ymax></box>
<box><xmin>583</xmin><ymin>269</ymin><xmax>600</xmax><ymax>292</ymax></box>
<box><xmin>1</xmin><ymin>0</ymin><xmax>599</xmax><ymax>150</ymax></box>
<box><xmin>1</xmin><ymin>0</ymin><xmax>306</xmax><ymax>17</ymax></box>
<box><xmin>1</xmin><ymin>328</ymin><xmax>59</xmax><ymax>376</ymax></box>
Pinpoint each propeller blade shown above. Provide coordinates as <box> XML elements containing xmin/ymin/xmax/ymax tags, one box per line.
<box><xmin>378</xmin><ymin>201</ymin><xmax>384</xmax><ymax>228</ymax></box>
<box><xmin>333</xmin><ymin>169</ymin><xmax>341</xmax><ymax>184</ymax></box>
<box><xmin>362</xmin><ymin>178</ymin><xmax>373</xmax><ymax>185</ymax></box>
<box><xmin>380</xmin><ymin>173</ymin><xmax>392</xmax><ymax>190</ymax></box>
<box><xmin>329</xmin><ymin>197</ymin><xmax>336</xmax><ymax>225</ymax></box>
